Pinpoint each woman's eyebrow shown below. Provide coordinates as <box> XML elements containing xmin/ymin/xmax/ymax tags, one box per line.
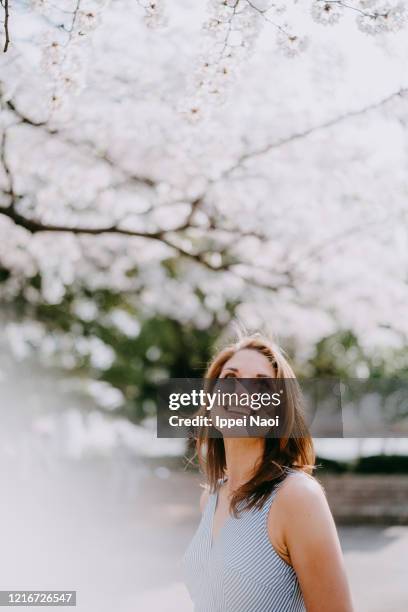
<box><xmin>222</xmin><ymin>369</ymin><xmax>271</xmax><ymax>378</ymax></box>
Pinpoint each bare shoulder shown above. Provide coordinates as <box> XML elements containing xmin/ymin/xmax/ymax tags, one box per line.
<box><xmin>276</xmin><ymin>472</ymin><xmax>327</xmax><ymax>513</ymax></box>
<box><xmin>267</xmin><ymin>471</ymin><xmax>334</xmax><ymax>557</ymax></box>
<box><xmin>199</xmin><ymin>485</ymin><xmax>210</xmax><ymax>513</ymax></box>
<box><xmin>279</xmin><ymin>471</ymin><xmax>325</xmax><ymax>498</ymax></box>
<box><xmin>267</xmin><ymin>472</ymin><xmax>330</xmax><ymax>565</ymax></box>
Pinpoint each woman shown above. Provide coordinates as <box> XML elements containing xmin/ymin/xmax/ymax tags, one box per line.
<box><xmin>183</xmin><ymin>333</ymin><xmax>354</xmax><ymax>612</ymax></box>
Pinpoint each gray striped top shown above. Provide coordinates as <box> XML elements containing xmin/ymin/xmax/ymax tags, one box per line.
<box><xmin>182</xmin><ymin>471</ymin><xmax>305</xmax><ymax>612</ymax></box>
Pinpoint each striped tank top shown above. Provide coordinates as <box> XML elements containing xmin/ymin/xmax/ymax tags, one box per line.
<box><xmin>182</xmin><ymin>471</ymin><xmax>305</xmax><ymax>612</ymax></box>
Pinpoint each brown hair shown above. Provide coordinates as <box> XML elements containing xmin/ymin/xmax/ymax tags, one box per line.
<box><xmin>196</xmin><ymin>333</ymin><xmax>315</xmax><ymax>515</ymax></box>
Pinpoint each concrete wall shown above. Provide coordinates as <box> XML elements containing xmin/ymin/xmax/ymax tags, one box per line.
<box><xmin>318</xmin><ymin>474</ymin><xmax>408</xmax><ymax>524</ymax></box>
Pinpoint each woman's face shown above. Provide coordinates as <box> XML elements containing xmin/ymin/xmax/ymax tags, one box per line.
<box><xmin>210</xmin><ymin>349</ymin><xmax>277</xmax><ymax>438</ymax></box>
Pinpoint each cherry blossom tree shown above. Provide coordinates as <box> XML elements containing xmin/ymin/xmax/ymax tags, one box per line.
<box><xmin>1</xmin><ymin>0</ymin><xmax>408</xmax><ymax>363</ymax></box>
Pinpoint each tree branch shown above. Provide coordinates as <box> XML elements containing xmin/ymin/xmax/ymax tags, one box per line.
<box><xmin>0</xmin><ymin>129</ymin><xmax>13</xmax><ymax>199</ymax></box>
<box><xmin>1</xmin><ymin>0</ymin><xmax>10</xmax><ymax>52</ymax></box>
<box><xmin>222</xmin><ymin>87</ymin><xmax>408</xmax><ymax>177</ymax></box>
<box><xmin>319</xmin><ymin>0</ymin><xmax>395</xmax><ymax>20</ymax></box>
<box><xmin>0</xmin><ymin>200</ymin><xmax>238</xmax><ymax>274</ymax></box>
<box><xmin>1</xmin><ymin>92</ymin><xmax>267</xmax><ymax>279</ymax></box>
<box><xmin>4</xmin><ymin>96</ymin><xmax>157</xmax><ymax>189</ymax></box>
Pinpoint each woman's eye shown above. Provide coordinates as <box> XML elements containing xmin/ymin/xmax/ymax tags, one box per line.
<box><xmin>224</xmin><ymin>373</ymin><xmax>236</xmax><ymax>379</ymax></box>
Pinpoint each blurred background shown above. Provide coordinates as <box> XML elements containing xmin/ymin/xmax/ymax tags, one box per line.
<box><xmin>1</xmin><ymin>1</ymin><xmax>408</xmax><ymax>611</ymax></box>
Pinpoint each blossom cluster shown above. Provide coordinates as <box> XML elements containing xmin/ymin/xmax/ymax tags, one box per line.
<box><xmin>24</xmin><ymin>0</ymin><xmax>408</xmax><ymax>119</ymax></box>
<box><xmin>180</xmin><ymin>1</ymin><xmax>262</xmax><ymax>121</ymax></box>
<box><xmin>181</xmin><ymin>0</ymin><xmax>312</xmax><ymax>120</ymax></box>
<box><xmin>357</xmin><ymin>2</ymin><xmax>407</xmax><ymax>34</ymax></box>
<box><xmin>311</xmin><ymin>0</ymin><xmax>407</xmax><ymax>34</ymax></box>
<box><xmin>137</xmin><ymin>0</ymin><xmax>168</xmax><ymax>29</ymax></box>
<box><xmin>37</xmin><ymin>1</ymin><xmax>110</xmax><ymax>111</ymax></box>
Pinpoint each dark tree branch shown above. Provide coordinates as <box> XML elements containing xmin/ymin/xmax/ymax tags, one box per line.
<box><xmin>5</xmin><ymin>97</ymin><xmax>49</xmax><ymax>128</ymax></box>
<box><xmin>1</xmin><ymin>92</ymin><xmax>266</xmax><ymax>279</ymax></box>
<box><xmin>4</xmin><ymin>96</ymin><xmax>156</xmax><ymax>188</ymax></box>
<box><xmin>0</xmin><ymin>137</ymin><xmax>294</xmax><ymax>294</ymax></box>
<box><xmin>217</xmin><ymin>0</ymin><xmax>241</xmax><ymax>61</ymax></box>
<box><xmin>69</xmin><ymin>0</ymin><xmax>82</xmax><ymax>35</ymax></box>
<box><xmin>245</xmin><ymin>0</ymin><xmax>293</xmax><ymax>37</ymax></box>
<box><xmin>222</xmin><ymin>87</ymin><xmax>408</xmax><ymax>177</ymax></box>
<box><xmin>0</xmin><ymin>197</ymin><xmax>294</xmax><ymax>296</ymax></box>
<box><xmin>0</xmin><ymin>200</ymin><xmax>236</xmax><ymax>274</ymax></box>
<box><xmin>319</xmin><ymin>1</ymin><xmax>396</xmax><ymax>20</ymax></box>
<box><xmin>2</xmin><ymin>0</ymin><xmax>10</xmax><ymax>52</ymax></box>
<box><xmin>0</xmin><ymin>130</ymin><xmax>12</xmax><ymax>198</ymax></box>
<box><xmin>1</xmin><ymin>92</ymin><xmax>218</xmax><ymax>241</ymax></box>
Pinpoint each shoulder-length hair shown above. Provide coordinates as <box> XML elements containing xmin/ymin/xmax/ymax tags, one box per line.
<box><xmin>196</xmin><ymin>333</ymin><xmax>315</xmax><ymax>515</ymax></box>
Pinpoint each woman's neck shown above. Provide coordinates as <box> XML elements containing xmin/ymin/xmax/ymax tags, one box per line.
<box><xmin>223</xmin><ymin>437</ymin><xmax>265</xmax><ymax>493</ymax></box>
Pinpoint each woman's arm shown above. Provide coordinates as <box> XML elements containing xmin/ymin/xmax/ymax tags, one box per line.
<box><xmin>270</xmin><ymin>475</ymin><xmax>354</xmax><ymax>612</ymax></box>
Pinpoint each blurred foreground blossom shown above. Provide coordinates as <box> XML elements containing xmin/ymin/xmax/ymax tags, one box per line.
<box><xmin>87</xmin><ymin>380</ymin><xmax>124</xmax><ymax>410</ymax></box>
